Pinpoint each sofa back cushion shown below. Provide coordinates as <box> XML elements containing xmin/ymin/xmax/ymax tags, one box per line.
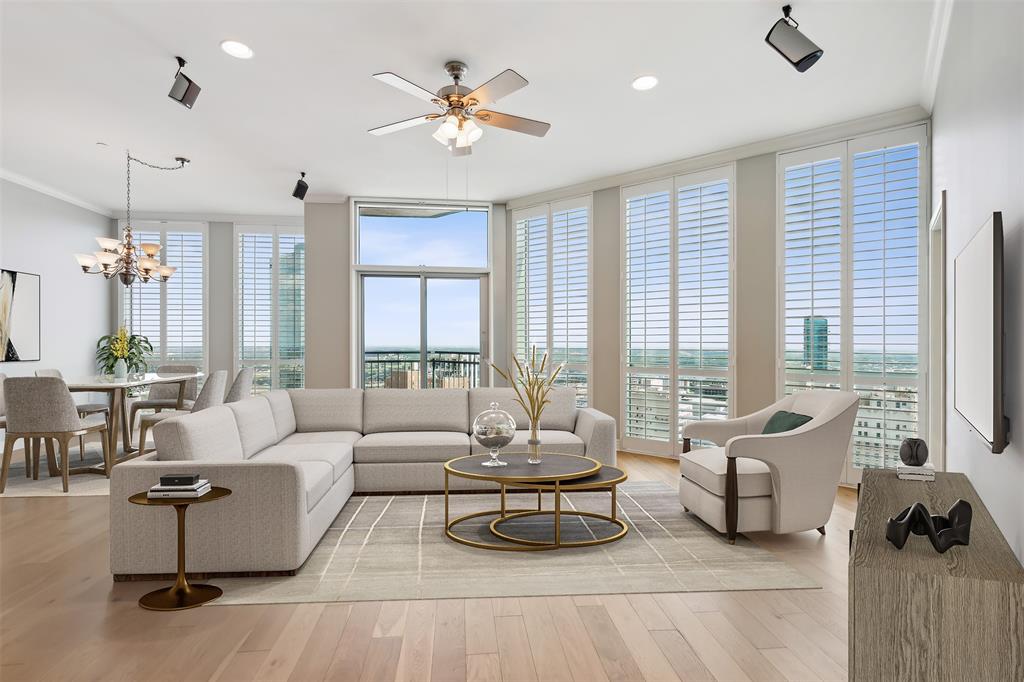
<box><xmin>289</xmin><ymin>389</ymin><xmax>363</xmax><ymax>433</ymax></box>
<box><xmin>152</xmin><ymin>405</ymin><xmax>244</xmax><ymax>461</ymax></box>
<box><xmin>227</xmin><ymin>396</ymin><xmax>279</xmax><ymax>457</ymax></box>
<box><xmin>469</xmin><ymin>386</ymin><xmax>577</xmax><ymax>431</ymax></box>
<box><xmin>263</xmin><ymin>390</ymin><xmax>297</xmax><ymax>440</ymax></box>
<box><xmin>363</xmin><ymin>388</ymin><xmax>469</xmax><ymax>434</ymax></box>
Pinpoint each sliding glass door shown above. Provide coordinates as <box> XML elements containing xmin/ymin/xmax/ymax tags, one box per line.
<box><xmin>361</xmin><ymin>274</ymin><xmax>486</xmax><ymax>389</ymax></box>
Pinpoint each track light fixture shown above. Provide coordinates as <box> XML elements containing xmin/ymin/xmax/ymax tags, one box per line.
<box><xmin>168</xmin><ymin>56</ymin><xmax>201</xmax><ymax>108</ymax></box>
<box><xmin>765</xmin><ymin>5</ymin><xmax>823</xmax><ymax>73</ymax></box>
<box><xmin>292</xmin><ymin>172</ymin><xmax>308</xmax><ymax>200</ymax></box>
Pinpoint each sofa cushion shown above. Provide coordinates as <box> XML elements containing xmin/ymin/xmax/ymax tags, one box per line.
<box><xmin>289</xmin><ymin>389</ymin><xmax>363</xmax><ymax>433</ymax></box>
<box><xmin>297</xmin><ymin>460</ymin><xmax>334</xmax><ymax>512</ymax></box>
<box><xmin>227</xmin><ymin>397</ymin><xmax>279</xmax><ymax>458</ymax></box>
<box><xmin>354</xmin><ymin>431</ymin><xmax>470</xmax><ymax>463</ymax></box>
<box><xmin>469</xmin><ymin>386</ymin><xmax>577</xmax><ymax>431</ymax></box>
<box><xmin>252</xmin><ymin>442</ymin><xmax>353</xmax><ymax>483</ymax></box>
<box><xmin>470</xmin><ymin>429</ymin><xmax>584</xmax><ymax>456</ymax></box>
<box><xmin>152</xmin><ymin>405</ymin><xmax>244</xmax><ymax>462</ymax></box>
<box><xmin>280</xmin><ymin>431</ymin><xmax>362</xmax><ymax>447</ymax></box>
<box><xmin>680</xmin><ymin>446</ymin><xmax>772</xmax><ymax>498</ymax></box>
<box><xmin>262</xmin><ymin>390</ymin><xmax>297</xmax><ymax>441</ymax></box>
<box><xmin>363</xmin><ymin>389</ymin><xmax>468</xmax><ymax>434</ymax></box>
<box><xmin>762</xmin><ymin>410</ymin><xmax>813</xmax><ymax>434</ymax></box>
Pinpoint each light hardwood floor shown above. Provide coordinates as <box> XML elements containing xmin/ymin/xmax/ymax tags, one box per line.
<box><xmin>0</xmin><ymin>452</ymin><xmax>856</xmax><ymax>682</ymax></box>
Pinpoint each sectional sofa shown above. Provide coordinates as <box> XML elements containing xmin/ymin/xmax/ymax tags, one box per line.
<box><xmin>109</xmin><ymin>386</ymin><xmax>616</xmax><ymax>578</ymax></box>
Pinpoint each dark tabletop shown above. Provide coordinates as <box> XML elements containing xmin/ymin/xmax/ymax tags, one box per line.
<box><xmin>445</xmin><ymin>453</ymin><xmax>600</xmax><ymax>483</ymax></box>
<box><xmin>129</xmin><ymin>486</ymin><xmax>232</xmax><ymax>506</ymax></box>
<box><xmin>509</xmin><ymin>465</ymin><xmax>627</xmax><ymax>490</ymax></box>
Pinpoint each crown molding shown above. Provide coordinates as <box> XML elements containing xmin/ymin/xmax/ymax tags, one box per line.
<box><xmin>112</xmin><ymin>210</ymin><xmax>303</xmax><ymax>227</ymax></box>
<box><xmin>0</xmin><ymin>168</ymin><xmax>113</xmax><ymax>217</ymax></box>
<box><xmin>921</xmin><ymin>0</ymin><xmax>954</xmax><ymax>113</ymax></box>
<box><xmin>503</xmin><ymin>105</ymin><xmax>930</xmax><ymax>209</ymax></box>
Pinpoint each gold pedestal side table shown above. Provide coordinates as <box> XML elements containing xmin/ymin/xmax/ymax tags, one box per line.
<box><xmin>128</xmin><ymin>486</ymin><xmax>231</xmax><ymax>611</ymax></box>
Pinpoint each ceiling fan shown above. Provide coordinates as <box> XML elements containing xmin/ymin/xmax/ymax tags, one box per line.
<box><xmin>368</xmin><ymin>61</ymin><xmax>551</xmax><ymax>156</ymax></box>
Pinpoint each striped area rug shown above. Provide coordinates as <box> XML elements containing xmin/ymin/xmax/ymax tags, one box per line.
<box><xmin>216</xmin><ymin>481</ymin><xmax>817</xmax><ymax>604</ymax></box>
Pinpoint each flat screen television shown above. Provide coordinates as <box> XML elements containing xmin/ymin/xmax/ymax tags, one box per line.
<box><xmin>954</xmin><ymin>211</ymin><xmax>1009</xmax><ymax>453</ymax></box>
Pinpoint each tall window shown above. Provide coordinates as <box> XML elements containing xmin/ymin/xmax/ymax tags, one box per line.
<box><xmin>354</xmin><ymin>202</ymin><xmax>489</xmax><ymax>390</ymax></box>
<box><xmin>623</xmin><ymin>167</ymin><xmax>734</xmax><ymax>455</ymax></box>
<box><xmin>513</xmin><ymin>198</ymin><xmax>590</xmax><ymax>406</ymax></box>
<box><xmin>236</xmin><ymin>226</ymin><xmax>305</xmax><ymax>392</ymax></box>
<box><xmin>779</xmin><ymin>125</ymin><xmax>927</xmax><ymax>479</ymax></box>
<box><xmin>121</xmin><ymin>222</ymin><xmax>207</xmax><ymax>371</ymax></box>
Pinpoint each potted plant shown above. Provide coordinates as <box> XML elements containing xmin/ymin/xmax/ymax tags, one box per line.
<box><xmin>492</xmin><ymin>346</ymin><xmax>564</xmax><ymax>464</ymax></box>
<box><xmin>96</xmin><ymin>327</ymin><xmax>152</xmax><ymax>379</ymax></box>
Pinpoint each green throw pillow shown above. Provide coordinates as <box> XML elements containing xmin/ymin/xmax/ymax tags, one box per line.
<box><xmin>762</xmin><ymin>410</ymin><xmax>813</xmax><ymax>434</ymax></box>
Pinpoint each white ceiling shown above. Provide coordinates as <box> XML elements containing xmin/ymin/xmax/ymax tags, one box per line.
<box><xmin>1</xmin><ymin>1</ymin><xmax>938</xmax><ymax>217</ymax></box>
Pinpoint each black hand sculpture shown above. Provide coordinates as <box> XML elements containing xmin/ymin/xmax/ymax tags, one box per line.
<box><xmin>885</xmin><ymin>499</ymin><xmax>972</xmax><ymax>553</ymax></box>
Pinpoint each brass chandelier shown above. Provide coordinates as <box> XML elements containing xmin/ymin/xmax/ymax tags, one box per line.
<box><xmin>75</xmin><ymin>151</ymin><xmax>189</xmax><ymax>286</ymax></box>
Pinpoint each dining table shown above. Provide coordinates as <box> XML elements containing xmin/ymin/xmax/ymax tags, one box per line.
<box><xmin>65</xmin><ymin>371</ymin><xmax>204</xmax><ymax>472</ymax></box>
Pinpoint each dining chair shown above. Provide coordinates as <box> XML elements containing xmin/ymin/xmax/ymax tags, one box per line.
<box><xmin>224</xmin><ymin>367</ymin><xmax>255</xmax><ymax>403</ymax></box>
<box><xmin>127</xmin><ymin>364</ymin><xmax>199</xmax><ymax>432</ymax></box>
<box><xmin>35</xmin><ymin>369</ymin><xmax>110</xmax><ymax>461</ymax></box>
<box><xmin>1</xmin><ymin>377</ymin><xmax>111</xmax><ymax>493</ymax></box>
<box><xmin>137</xmin><ymin>370</ymin><xmax>228</xmax><ymax>456</ymax></box>
<box><xmin>0</xmin><ymin>374</ymin><xmax>31</xmax><ymax>478</ymax></box>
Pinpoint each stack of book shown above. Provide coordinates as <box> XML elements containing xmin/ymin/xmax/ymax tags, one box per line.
<box><xmin>896</xmin><ymin>462</ymin><xmax>935</xmax><ymax>482</ymax></box>
<box><xmin>147</xmin><ymin>474</ymin><xmax>211</xmax><ymax>499</ymax></box>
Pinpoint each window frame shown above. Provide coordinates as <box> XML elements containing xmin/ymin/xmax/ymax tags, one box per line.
<box><xmin>232</xmin><ymin>224</ymin><xmax>306</xmax><ymax>391</ymax></box>
<box><xmin>775</xmin><ymin>124</ymin><xmax>930</xmax><ymax>484</ymax></box>
<box><xmin>620</xmin><ymin>165</ymin><xmax>737</xmax><ymax>457</ymax></box>
<box><xmin>511</xmin><ymin>195</ymin><xmax>593</xmax><ymax>407</ymax></box>
<box><xmin>117</xmin><ymin>220</ymin><xmax>209</xmax><ymax>373</ymax></box>
<box><xmin>350</xmin><ymin>198</ymin><xmax>493</xmax><ymax>389</ymax></box>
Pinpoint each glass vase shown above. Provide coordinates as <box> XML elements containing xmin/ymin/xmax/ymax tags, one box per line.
<box><xmin>527</xmin><ymin>422</ymin><xmax>542</xmax><ymax>464</ymax></box>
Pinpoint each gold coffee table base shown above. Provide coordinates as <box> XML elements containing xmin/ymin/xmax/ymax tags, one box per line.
<box><xmin>139</xmin><ymin>583</ymin><xmax>223</xmax><ymax>611</ymax></box>
<box><xmin>489</xmin><ymin>509</ymin><xmax>628</xmax><ymax>548</ymax></box>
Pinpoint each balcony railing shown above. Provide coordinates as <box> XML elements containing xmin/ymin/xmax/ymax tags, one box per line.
<box><xmin>363</xmin><ymin>350</ymin><xmax>480</xmax><ymax>389</ymax></box>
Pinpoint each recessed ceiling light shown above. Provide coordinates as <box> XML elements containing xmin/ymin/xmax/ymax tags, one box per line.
<box><xmin>631</xmin><ymin>75</ymin><xmax>658</xmax><ymax>91</ymax></box>
<box><xmin>220</xmin><ymin>40</ymin><xmax>254</xmax><ymax>59</ymax></box>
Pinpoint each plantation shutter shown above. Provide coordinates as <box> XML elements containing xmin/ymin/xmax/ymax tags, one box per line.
<box><xmin>122</xmin><ymin>229</ymin><xmax>163</xmax><ymax>369</ymax></box>
<box><xmin>277</xmin><ymin>234</ymin><xmax>305</xmax><ymax>389</ymax></box>
<box><xmin>550</xmin><ymin>201</ymin><xmax>589</xmax><ymax>405</ymax></box>
<box><xmin>513</xmin><ymin>201</ymin><xmax>590</xmax><ymax>407</ymax></box>
<box><xmin>677</xmin><ymin>175</ymin><xmax>730</xmax><ymax>430</ymax></box>
<box><xmin>237</xmin><ymin>232</ymin><xmax>274</xmax><ymax>391</ymax></box>
<box><xmin>163</xmin><ymin>231</ymin><xmax>204</xmax><ymax>368</ymax></box>
<box><xmin>781</xmin><ymin>147</ymin><xmax>844</xmax><ymax>395</ymax></box>
<box><xmin>850</xmin><ymin>141</ymin><xmax>922</xmax><ymax>469</ymax></box>
<box><xmin>623</xmin><ymin>183</ymin><xmax>672</xmax><ymax>443</ymax></box>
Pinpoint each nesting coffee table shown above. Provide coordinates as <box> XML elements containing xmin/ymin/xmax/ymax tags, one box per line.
<box><xmin>443</xmin><ymin>452</ymin><xmax>628</xmax><ymax>551</ymax></box>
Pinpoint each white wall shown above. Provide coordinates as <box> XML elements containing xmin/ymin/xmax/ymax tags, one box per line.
<box><xmin>0</xmin><ymin>180</ymin><xmax>115</xmax><ymax>424</ymax></box>
<box><xmin>932</xmin><ymin>0</ymin><xmax>1024</xmax><ymax>560</ymax></box>
<box><xmin>304</xmin><ymin>200</ymin><xmax>351</xmax><ymax>388</ymax></box>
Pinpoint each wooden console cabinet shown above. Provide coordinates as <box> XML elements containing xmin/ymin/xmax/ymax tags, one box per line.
<box><xmin>849</xmin><ymin>470</ymin><xmax>1024</xmax><ymax>681</ymax></box>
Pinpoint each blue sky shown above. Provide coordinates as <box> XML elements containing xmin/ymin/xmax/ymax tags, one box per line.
<box><xmin>360</xmin><ymin>210</ymin><xmax>485</xmax><ymax>350</ymax></box>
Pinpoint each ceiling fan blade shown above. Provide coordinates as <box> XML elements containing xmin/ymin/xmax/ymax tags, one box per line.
<box><xmin>372</xmin><ymin>72</ymin><xmax>442</xmax><ymax>105</ymax></box>
<box><xmin>368</xmin><ymin>114</ymin><xmax>438</xmax><ymax>136</ymax></box>
<box><xmin>473</xmin><ymin>110</ymin><xmax>551</xmax><ymax>137</ymax></box>
<box><xmin>464</xmin><ymin>69</ymin><xmax>528</xmax><ymax>107</ymax></box>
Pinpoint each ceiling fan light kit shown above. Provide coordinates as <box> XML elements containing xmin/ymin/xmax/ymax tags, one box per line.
<box><xmin>368</xmin><ymin>60</ymin><xmax>550</xmax><ymax>155</ymax></box>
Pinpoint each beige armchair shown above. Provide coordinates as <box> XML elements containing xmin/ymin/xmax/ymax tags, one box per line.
<box><xmin>680</xmin><ymin>390</ymin><xmax>859</xmax><ymax>543</ymax></box>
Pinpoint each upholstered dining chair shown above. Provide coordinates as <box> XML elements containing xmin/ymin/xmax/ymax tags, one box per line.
<box><xmin>0</xmin><ymin>374</ymin><xmax>30</xmax><ymax>477</ymax></box>
<box><xmin>36</xmin><ymin>368</ymin><xmax>109</xmax><ymax>460</ymax></box>
<box><xmin>1</xmin><ymin>377</ymin><xmax>111</xmax><ymax>493</ymax></box>
<box><xmin>137</xmin><ymin>370</ymin><xmax>228</xmax><ymax>456</ymax></box>
<box><xmin>127</xmin><ymin>364</ymin><xmax>199</xmax><ymax>432</ymax></box>
<box><xmin>679</xmin><ymin>390</ymin><xmax>860</xmax><ymax>544</ymax></box>
<box><xmin>224</xmin><ymin>367</ymin><xmax>254</xmax><ymax>403</ymax></box>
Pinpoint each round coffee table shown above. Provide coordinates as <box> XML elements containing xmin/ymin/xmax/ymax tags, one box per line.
<box><xmin>444</xmin><ymin>453</ymin><xmax>628</xmax><ymax>551</ymax></box>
